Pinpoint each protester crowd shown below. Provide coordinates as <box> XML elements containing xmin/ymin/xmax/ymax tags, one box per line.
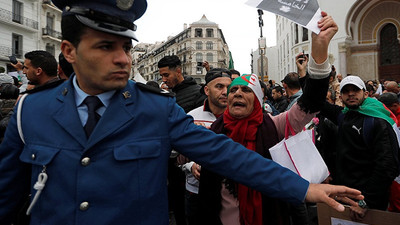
<box><xmin>160</xmin><ymin>53</ymin><xmax>400</xmax><ymax>225</ymax></box>
<box><xmin>0</xmin><ymin>0</ymin><xmax>397</xmax><ymax>225</ymax></box>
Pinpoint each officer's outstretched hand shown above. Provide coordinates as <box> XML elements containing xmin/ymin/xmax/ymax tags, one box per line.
<box><xmin>311</xmin><ymin>11</ymin><xmax>338</xmax><ymax>64</ymax></box>
<box><xmin>305</xmin><ymin>183</ymin><xmax>363</xmax><ymax>212</ymax></box>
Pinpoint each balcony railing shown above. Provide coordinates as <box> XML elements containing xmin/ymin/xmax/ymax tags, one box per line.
<box><xmin>42</xmin><ymin>27</ymin><xmax>62</xmax><ymax>39</ymax></box>
<box><xmin>0</xmin><ymin>8</ymin><xmax>38</xmax><ymax>30</ymax></box>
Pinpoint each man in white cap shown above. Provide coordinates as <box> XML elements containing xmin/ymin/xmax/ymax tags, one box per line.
<box><xmin>320</xmin><ymin>75</ymin><xmax>399</xmax><ymax>219</ymax></box>
<box><xmin>0</xmin><ymin>2</ymin><xmax>363</xmax><ymax>225</ymax></box>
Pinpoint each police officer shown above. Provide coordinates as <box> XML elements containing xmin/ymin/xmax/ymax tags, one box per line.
<box><xmin>0</xmin><ymin>1</ymin><xmax>363</xmax><ymax>225</ymax></box>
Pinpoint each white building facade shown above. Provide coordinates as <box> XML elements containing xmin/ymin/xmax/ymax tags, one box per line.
<box><xmin>263</xmin><ymin>0</ymin><xmax>400</xmax><ymax>83</ymax></box>
<box><xmin>133</xmin><ymin>15</ymin><xmax>231</xmax><ymax>84</ymax></box>
<box><xmin>0</xmin><ymin>0</ymin><xmax>62</xmax><ymax>72</ymax></box>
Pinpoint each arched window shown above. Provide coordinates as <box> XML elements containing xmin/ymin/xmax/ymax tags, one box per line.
<box><xmin>196</xmin><ymin>41</ymin><xmax>203</xmax><ymax>50</ymax></box>
<box><xmin>206</xmin><ymin>53</ymin><xmax>213</xmax><ymax>62</ymax></box>
<box><xmin>380</xmin><ymin>23</ymin><xmax>400</xmax><ymax>65</ymax></box>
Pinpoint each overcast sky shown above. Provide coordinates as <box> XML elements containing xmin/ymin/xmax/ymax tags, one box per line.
<box><xmin>134</xmin><ymin>0</ymin><xmax>277</xmax><ymax>74</ymax></box>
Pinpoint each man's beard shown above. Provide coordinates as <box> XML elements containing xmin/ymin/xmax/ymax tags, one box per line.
<box><xmin>344</xmin><ymin>97</ymin><xmax>366</xmax><ymax>109</ymax></box>
<box><xmin>345</xmin><ymin>104</ymin><xmax>360</xmax><ymax>109</ymax></box>
<box><xmin>210</xmin><ymin>96</ymin><xmax>227</xmax><ymax>109</ymax></box>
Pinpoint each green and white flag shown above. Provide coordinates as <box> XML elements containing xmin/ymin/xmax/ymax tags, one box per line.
<box><xmin>229</xmin><ymin>74</ymin><xmax>264</xmax><ymax>107</ymax></box>
<box><xmin>343</xmin><ymin>97</ymin><xmax>400</xmax><ymax>148</ymax></box>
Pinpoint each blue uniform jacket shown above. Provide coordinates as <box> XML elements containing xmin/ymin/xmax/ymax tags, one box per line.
<box><xmin>0</xmin><ymin>79</ymin><xmax>308</xmax><ymax>225</ymax></box>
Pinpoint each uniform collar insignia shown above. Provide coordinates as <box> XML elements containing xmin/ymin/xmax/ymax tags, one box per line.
<box><xmin>116</xmin><ymin>0</ymin><xmax>135</xmax><ymax>10</ymax></box>
<box><xmin>62</xmin><ymin>88</ymin><xmax>68</xmax><ymax>96</ymax></box>
<box><xmin>122</xmin><ymin>91</ymin><xmax>131</xmax><ymax>99</ymax></box>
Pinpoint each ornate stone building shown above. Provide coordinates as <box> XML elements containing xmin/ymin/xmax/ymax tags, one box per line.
<box><xmin>133</xmin><ymin>15</ymin><xmax>231</xmax><ymax>84</ymax></box>
<box><xmin>265</xmin><ymin>0</ymin><xmax>400</xmax><ymax>83</ymax></box>
<box><xmin>345</xmin><ymin>0</ymin><xmax>400</xmax><ymax>81</ymax></box>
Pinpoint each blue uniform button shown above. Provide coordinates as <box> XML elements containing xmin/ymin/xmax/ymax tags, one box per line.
<box><xmin>81</xmin><ymin>157</ymin><xmax>90</xmax><ymax>166</ymax></box>
<box><xmin>80</xmin><ymin>202</ymin><xmax>89</xmax><ymax>211</ymax></box>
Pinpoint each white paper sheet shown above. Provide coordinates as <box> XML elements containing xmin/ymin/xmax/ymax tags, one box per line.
<box><xmin>246</xmin><ymin>0</ymin><xmax>322</xmax><ymax>34</ymax></box>
<box><xmin>331</xmin><ymin>217</ymin><xmax>369</xmax><ymax>225</ymax></box>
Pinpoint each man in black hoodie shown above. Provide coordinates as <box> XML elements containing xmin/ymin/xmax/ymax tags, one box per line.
<box><xmin>158</xmin><ymin>55</ymin><xmax>206</xmax><ymax>113</ymax></box>
<box><xmin>272</xmin><ymin>86</ymin><xmax>289</xmax><ymax>113</ymax></box>
<box><xmin>158</xmin><ymin>55</ymin><xmax>206</xmax><ymax>225</ymax></box>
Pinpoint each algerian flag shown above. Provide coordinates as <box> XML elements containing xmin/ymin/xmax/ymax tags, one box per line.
<box><xmin>343</xmin><ymin>97</ymin><xmax>400</xmax><ymax>148</ymax></box>
<box><xmin>245</xmin><ymin>0</ymin><xmax>322</xmax><ymax>34</ymax></box>
<box><xmin>228</xmin><ymin>51</ymin><xmax>235</xmax><ymax>70</ymax></box>
<box><xmin>229</xmin><ymin>74</ymin><xmax>264</xmax><ymax>107</ymax></box>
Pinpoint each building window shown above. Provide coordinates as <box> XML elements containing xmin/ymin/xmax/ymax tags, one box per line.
<box><xmin>294</xmin><ymin>24</ymin><xmax>299</xmax><ymax>44</ymax></box>
<box><xmin>195</xmin><ymin>28</ymin><xmax>203</xmax><ymax>37</ymax></box>
<box><xmin>12</xmin><ymin>33</ymin><xmax>23</xmax><ymax>58</ymax></box>
<box><xmin>46</xmin><ymin>44</ymin><xmax>55</xmax><ymax>56</ymax></box>
<box><xmin>380</xmin><ymin>23</ymin><xmax>400</xmax><ymax>65</ymax></box>
<box><xmin>287</xmin><ymin>35</ymin><xmax>289</xmax><ymax>54</ymax></box>
<box><xmin>302</xmin><ymin>27</ymin><xmax>309</xmax><ymax>42</ymax></box>
<box><xmin>196</xmin><ymin>41</ymin><xmax>202</xmax><ymax>50</ymax></box>
<box><xmin>12</xmin><ymin>0</ymin><xmax>23</xmax><ymax>24</ymax></box>
<box><xmin>206</xmin><ymin>29</ymin><xmax>214</xmax><ymax>37</ymax></box>
<box><xmin>196</xmin><ymin>53</ymin><xmax>203</xmax><ymax>63</ymax></box>
<box><xmin>47</xmin><ymin>14</ymin><xmax>54</xmax><ymax>29</ymax></box>
<box><xmin>206</xmin><ymin>41</ymin><xmax>213</xmax><ymax>50</ymax></box>
<box><xmin>206</xmin><ymin>53</ymin><xmax>213</xmax><ymax>62</ymax></box>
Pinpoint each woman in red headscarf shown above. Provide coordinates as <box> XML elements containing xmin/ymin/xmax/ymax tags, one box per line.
<box><xmin>198</xmin><ymin>72</ymin><xmax>330</xmax><ymax>225</ymax></box>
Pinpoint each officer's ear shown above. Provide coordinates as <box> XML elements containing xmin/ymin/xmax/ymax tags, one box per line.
<box><xmin>61</xmin><ymin>40</ymin><xmax>76</xmax><ymax>64</ymax></box>
<box><xmin>36</xmin><ymin>67</ymin><xmax>42</xmax><ymax>76</ymax></box>
<box><xmin>176</xmin><ymin>66</ymin><xmax>182</xmax><ymax>75</ymax></box>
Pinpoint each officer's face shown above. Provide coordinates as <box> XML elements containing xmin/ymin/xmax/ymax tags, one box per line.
<box><xmin>62</xmin><ymin>28</ymin><xmax>132</xmax><ymax>95</ymax></box>
<box><xmin>340</xmin><ymin>85</ymin><xmax>368</xmax><ymax>109</ymax></box>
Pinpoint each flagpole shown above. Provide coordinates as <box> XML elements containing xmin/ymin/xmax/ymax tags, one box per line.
<box><xmin>258</xmin><ymin>9</ymin><xmax>266</xmax><ymax>83</ymax></box>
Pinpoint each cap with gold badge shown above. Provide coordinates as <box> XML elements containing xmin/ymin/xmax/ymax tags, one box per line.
<box><xmin>52</xmin><ymin>0</ymin><xmax>147</xmax><ymax>41</ymax></box>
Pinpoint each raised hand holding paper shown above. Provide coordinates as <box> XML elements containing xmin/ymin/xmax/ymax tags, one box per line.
<box><xmin>246</xmin><ymin>0</ymin><xmax>323</xmax><ymax>34</ymax></box>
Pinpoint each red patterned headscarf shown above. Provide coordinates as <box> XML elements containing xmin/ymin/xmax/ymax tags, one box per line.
<box><xmin>223</xmin><ymin>88</ymin><xmax>264</xmax><ymax>225</ymax></box>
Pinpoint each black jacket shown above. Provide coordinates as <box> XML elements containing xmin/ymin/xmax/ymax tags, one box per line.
<box><xmin>273</xmin><ymin>96</ymin><xmax>289</xmax><ymax>113</ymax></box>
<box><xmin>320</xmin><ymin>102</ymin><xmax>399</xmax><ymax>210</ymax></box>
<box><xmin>172</xmin><ymin>76</ymin><xmax>206</xmax><ymax>113</ymax></box>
